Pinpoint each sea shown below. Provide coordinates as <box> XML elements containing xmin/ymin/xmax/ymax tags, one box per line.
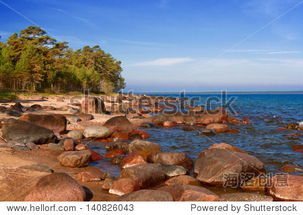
<box><xmin>90</xmin><ymin>92</ymin><xmax>303</xmax><ymax>176</ymax></box>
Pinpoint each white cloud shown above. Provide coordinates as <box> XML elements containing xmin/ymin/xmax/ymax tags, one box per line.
<box><xmin>132</xmin><ymin>57</ymin><xmax>194</xmax><ymax>66</ymax></box>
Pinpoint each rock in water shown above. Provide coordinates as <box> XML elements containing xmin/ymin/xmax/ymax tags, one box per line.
<box><xmin>57</xmin><ymin>151</ymin><xmax>91</xmax><ymax>168</ymax></box>
<box><xmin>119</xmin><ymin>163</ymin><xmax>166</xmax><ymax>189</ymax></box>
<box><xmin>116</xmin><ymin>189</ymin><xmax>173</xmax><ymax>201</ymax></box>
<box><xmin>206</xmin><ymin>123</ymin><xmax>229</xmax><ymax>133</ymax></box>
<box><xmin>83</xmin><ymin>126</ymin><xmax>112</xmax><ymax>138</ymax></box>
<box><xmin>147</xmin><ymin>152</ymin><xmax>193</xmax><ymax>169</ymax></box>
<box><xmin>1</xmin><ymin>119</ymin><xmax>55</xmax><ymax>144</ymax></box>
<box><xmin>269</xmin><ymin>175</ymin><xmax>303</xmax><ymax>201</ymax></box>
<box><xmin>164</xmin><ymin>175</ymin><xmax>201</xmax><ymax>186</ymax></box>
<box><xmin>128</xmin><ymin>139</ymin><xmax>161</xmax><ymax>158</ymax></box>
<box><xmin>19</xmin><ymin>114</ymin><xmax>67</xmax><ymax>134</ymax></box>
<box><xmin>103</xmin><ymin>116</ymin><xmax>134</xmax><ymax>134</ymax></box>
<box><xmin>159</xmin><ymin>184</ymin><xmax>219</xmax><ymax>201</ymax></box>
<box><xmin>24</xmin><ymin>173</ymin><xmax>86</xmax><ymax>201</ymax></box>
<box><xmin>194</xmin><ymin>148</ymin><xmax>265</xmax><ymax>186</ymax></box>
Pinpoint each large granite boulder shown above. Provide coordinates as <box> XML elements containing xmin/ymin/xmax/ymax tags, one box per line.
<box><xmin>1</xmin><ymin>119</ymin><xmax>55</xmax><ymax>144</ymax></box>
<box><xmin>24</xmin><ymin>173</ymin><xmax>86</xmax><ymax>201</ymax></box>
<box><xmin>119</xmin><ymin>163</ymin><xmax>166</xmax><ymax>189</ymax></box>
<box><xmin>194</xmin><ymin>148</ymin><xmax>265</xmax><ymax>186</ymax></box>
<box><xmin>147</xmin><ymin>152</ymin><xmax>193</xmax><ymax>169</ymax></box>
<box><xmin>19</xmin><ymin>114</ymin><xmax>67</xmax><ymax>134</ymax></box>
<box><xmin>103</xmin><ymin>116</ymin><xmax>134</xmax><ymax>134</ymax></box>
<box><xmin>57</xmin><ymin>150</ymin><xmax>91</xmax><ymax>168</ymax></box>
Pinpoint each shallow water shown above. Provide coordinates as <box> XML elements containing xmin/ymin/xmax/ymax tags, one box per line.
<box><xmin>90</xmin><ymin>93</ymin><xmax>303</xmax><ymax>176</ymax></box>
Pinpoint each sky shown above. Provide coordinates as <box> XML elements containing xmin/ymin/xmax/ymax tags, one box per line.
<box><xmin>0</xmin><ymin>0</ymin><xmax>303</xmax><ymax>92</ymax></box>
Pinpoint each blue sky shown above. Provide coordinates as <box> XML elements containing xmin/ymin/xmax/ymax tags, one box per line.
<box><xmin>1</xmin><ymin>0</ymin><xmax>303</xmax><ymax>92</ymax></box>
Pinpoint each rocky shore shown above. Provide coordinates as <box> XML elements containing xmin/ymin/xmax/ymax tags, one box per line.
<box><xmin>0</xmin><ymin>94</ymin><xmax>302</xmax><ymax>201</ymax></box>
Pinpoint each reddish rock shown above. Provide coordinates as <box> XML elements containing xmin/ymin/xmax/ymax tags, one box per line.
<box><xmin>163</xmin><ymin>121</ymin><xmax>177</xmax><ymax>127</ymax></box>
<box><xmin>116</xmin><ymin>189</ymin><xmax>173</xmax><ymax>201</ymax></box>
<box><xmin>88</xmin><ymin>149</ymin><xmax>103</xmax><ymax>161</ymax></box>
<box><xmin>207</xmin><ymin>143</ymin><xmax>245</xmax><ymax>153</ymax></box>
<box><xmin>19</xmin><ymin>114</ymin><xmax>67</xmax><ymax>134</ymax></box>
<box><xmin>281</xmin><ymin>164</ymin><xmax>303</xmax><ymax>173</ymax></box>
<box><xmin>112</xmin><ymin>132</ymin><xmax>129</xmax><ymax>140</ymax></box>
<box><xmin>276</xmin><ymin>127</ymin><xmax>288</xmax><ymax>131</ymax></box>
<box><xmin>270</xmin><ymin>175</ymin><xmax>303</xmax><ymax>201</ymax></box>
<box><xmin>148</xmin><ymin>152</ymin><xmax>193</xmax><ymax>169</ymax></box>
<box><xmin>63</xmin><ymin>138</ymin><xmax>75</xmax><ymax>151</ymax></box>
<box><xmin>109</xmin><ymin>178</ymin><xmax>139</xmax><ymax>196</ymax></box>
<box><xmin>128</xmin><ymin>139</ymin><xmax>161</xmax><ymax>159</ymax></box>
<box><xmin>103</xmin><ymin>116</ymin><xmax>134</xmax><ymax>134</ymax></box>
<box><xmin>159</xmin><ymin>184</ymin><xmax>219</xmax><ymax>201</ymax></box>
<box><xmin>206</xmin><ymin>123</ymin><xmax>229</xmax><ymax>133</ymax></box>
<box><xmin>241</xmin><ymin>176</ymin><xmax>270</xmax><ymax>191</ymax></box>
<box><xmin>76</xmin><ymin>169</ymin><xmax>109</xmax><ymax>182</ymax></box>
<box><xmin>129</xmin><ymin>130</ymin><xmax>150</xmax><ymax>139</ymax></box>
<box><xmin>164</xmin><ymin>175</ymin><xmax>201</xmax><ymax>186</ymax></box>
<box><xmin>75</xmin><ymin>143</ymin><xmax>88</xmax><ymax>151</ymax></box>
<box><xmin>227</xmin><ymin>129</ymin><xmax>240</xmax><ymax>134</ymax></box>
<box><xmin>78</xmin><ymin>113</ymin><xmax>94</xmax><ymax>121</ymax></box>
<box><xmin>194</xmin><ymin>148</ymin><xmax>265</xmax><ymax>186</ymax></box>
<box><xmin>120</xmin><ymin>153</ymin><xmax>147</xmax><ymax>169</ymax></box>
<box><xmin>196</xmin><ymin>112</ymin><xmax>227</xmax><ymax>125</ymax></box>
<box><xmin>57</xmin><ymin>150</ymin><xmax>91</xmax><ymax>168</ymax></box>
<box><xmin>24</xmin><ymin>173</ymin><xmax>86</xmax><ymax>201</ymax></box>
<box><xmin>104</xmin><ymin>149</ymin><xmax>125</xmax><ymax>158</ymax></box>
<box><xmin>119</xmin><ymin>164</ymin><xmax>166</xmax><ymax>188</ymax></box>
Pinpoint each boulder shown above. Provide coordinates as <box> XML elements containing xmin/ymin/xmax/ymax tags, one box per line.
<box><xmin>194</xmin><ymin>148</ymin><xmax>265</xmax><ymax>186</ymax></box>
<box><xmin>63</xmin><ymin>138</ymin><xmax>75</xmax><ymax>151</ymax></box>
<box><xmin>106</xmin><ymin>141</ymin><xmax>129</xmax><ymax>152</ymax></box>
<box><xmin>75</xmin><ymin>143</ymin><xmax>88</xmax><ymax>151</ymax></box>
<box><xmin>19</xmin><ymin>114</ymin><xmax>67</xmax><ymax>134</ymax></box>
<box><xmin>76</xmin><ymin>169</ymin><xmax>109</xmax><ymax>182</ymax></box>
<box><xmin>103</xmin><ymin>116</ymin><xmax>134</xmax><ymax>134</ymax></box>
<box><xmin>83</xmin><ymin>126</ymin><xmax>112</xmax><ymax>138</ymax></box>
<box><xmin>116</xmin><ymin>189</ymin><xmax>173</xmax><ymax>201</ymax></box>
<box><xmin>119</xmin><ymin>164</ymin><xmax>166</xmax><ymax>188</ymax></box>
<box><xmin>160</xmin><ymin>165</ymin><xmax>187</xmax><ymax>177</ymax></box>
<box><xmin>128</xmin><ymin>139</ymin><xmax>161</xmax><ymax>158</ymax></box>
<box><xmin>78</xmin><ymin>113</ymin><xmax>94</xmax><ymax>121</ymax></box>
<box><xmin>2</xmin><ymin>119</ymin><xmax>55</xmax><ymax>144</ymax></box>
<box><xmin>57</xmin><ymin>150</ymin><xmax>91</xmax><ymax>168</ymax></box>
<box><xmin>67</xmin><ymin>130</ymin><xmax>83</xmax><ymax>140</ymax></box>
<box><xmin>81</xmin><ymin>97</ymin><xmax>106</xmax><ymax>114</ymax></box>
<box><xmin>163</xmin><ymin>121</ymin><xmax>177</xmax><ymax>127</ymax></box>
<box><xmin>196</xmin><ymin>112</ymin><xmax>227</xmax><ymax>125</ymax></box>
<box><xmin>120</xmin><ymin>153</ymin><xmax>147</xmax><ymax>169</ymax></box>
<box><xmin>206</xmin><ymin>123</ymin><xmax>229</xmax><ymax>133</ymax></box>
<box><xmin>164</xmin><ymin>175</ymin><xmax>201</xmax><ymax>186</ymax></box>
<box><xmin>208</xmin><ymin>143</ymin><xmax>245</xmax><ymax>153</ymax></box>
<box><xmin>148</xmin><ymin>152</ymin><xmax>193</xmax><ymax>169</ymax></box>
<box><xmin>269</xmin><ymin>175</ymin><xmax>303</xmax><ymax>201</ymax></box>
<box><xmin>159</xmin><ymin>184</ymin><xmax>219</xmax><ymax>201</ymax></box>
<box><xmin>199</xmin><ymin>128</ymin><xmax>216</xmax><ymax>136</ymax></box>
<box><xmin>24</xmin><ymin>173</ymin><xmax>86</xmax><ymax>201</ymax></box>
<box><xmin>109</xmin><ymin>178</ymin><xmax>139</xmax><ymax>196</ymax></box>
<box><xmin>48</xmin><ymin>143</ymin><xmax>64</xmax><ymax>150</ymax></box>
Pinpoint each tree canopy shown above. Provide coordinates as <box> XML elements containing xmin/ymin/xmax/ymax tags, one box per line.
<box><xmin>0</xmin><ymin>26</ymin><xmax>125</xmax><ymax>93</ymax></box>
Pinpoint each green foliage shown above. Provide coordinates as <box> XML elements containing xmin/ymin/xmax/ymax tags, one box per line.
<box><xmin>0</xmin><ymin>26</ymin><xmax>125</xmax><ymax>93</ymax></box>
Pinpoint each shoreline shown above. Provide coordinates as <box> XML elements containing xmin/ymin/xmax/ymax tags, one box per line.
<box><xmin>0</xmin><ymin>94</ymin><xmax>302</xmax><ymax>201</ymax></box>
